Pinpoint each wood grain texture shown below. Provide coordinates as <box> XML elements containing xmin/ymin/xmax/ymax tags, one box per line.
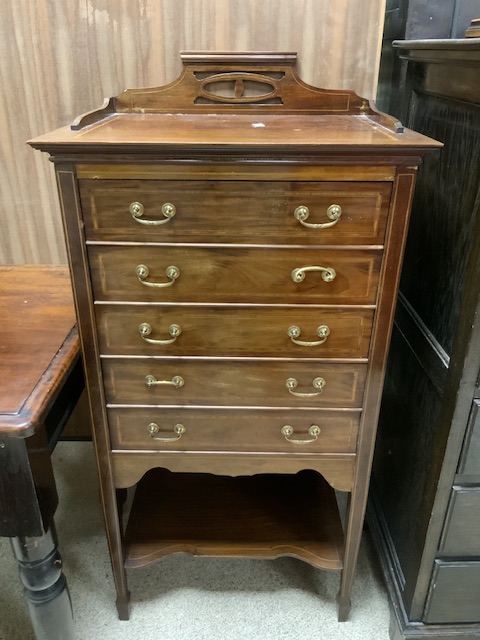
<box><xmin>0</xmin><ymin>265</ymin><xmax>79</xmax><ymax>435</ymax></box>
<box><xmin>102</xmin><ymin>358</ymin><xmax>367</xmax><ymax>408</ymax></box>
<box><xmin>80</xmin><ymin>178</ymin><xmax>391</xmax><ymax>245</ymax></box>
<box><xmin>89</xmin><ymin>245</ymin><xmax>382</xmax><ymax>305</ymax></box>
<box><xmin>108</xmin><ymin>406</ymin><xmax>360</xmax><ymax>453</ymax></box>
<box><xmin>123</xmin><ymin>468</ymin><xmax>344</xmax><ymax>570</ymax></box>
<box><xmin>95</xmin><ymin>304</ymin><xmax>374</xmax><ymax>358</ymax></box>
<box><xmin>0</xmin><ymin>0</ymin><xmax>386</xmax><ymax>265</ymax></box>
<box><xmin>111</xmin><ymin>450</ymin><xmax>356</xmax><ymax>491</ymax></box>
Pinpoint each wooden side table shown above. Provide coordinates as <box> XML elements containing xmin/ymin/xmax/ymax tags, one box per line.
<box><xmin>0</xmin><ymin>265</ymin><xmax>83</xmax><ymax>640</ymax></box>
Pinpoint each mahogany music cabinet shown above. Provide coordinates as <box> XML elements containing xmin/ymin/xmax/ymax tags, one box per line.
<box><xmin>29</xmin><ymin>51</ymin><xmax>440</xmax><ymax>621</ymax></box>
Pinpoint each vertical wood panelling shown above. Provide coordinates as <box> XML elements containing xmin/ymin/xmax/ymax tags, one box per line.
<box><xmin>0</xmin><ymin>0</ymin><xmax>386</xmax><ymax>265</ymax></box>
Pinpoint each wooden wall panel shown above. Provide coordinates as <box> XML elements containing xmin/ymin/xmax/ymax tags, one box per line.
<box><xmin>0</xmin><ymin>0</ymin><xmax>386</xmax><ymax>265</ymax></box>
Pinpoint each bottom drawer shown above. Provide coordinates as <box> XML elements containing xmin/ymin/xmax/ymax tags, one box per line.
<box><xmin>425</xmin><ymin>560</ymin><xmax>480</xmax><ymax>623</ymax></box>
<box><xmin>108</xmin><ymin>407</ymin><xmax>360</xmax><ymax>454</ymax></box>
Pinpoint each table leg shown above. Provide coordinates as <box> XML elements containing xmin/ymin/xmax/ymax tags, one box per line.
<box><xmin>10</xmin><ymin>522</ymin><xmax>74</xmax><ymax>640</ymax></box>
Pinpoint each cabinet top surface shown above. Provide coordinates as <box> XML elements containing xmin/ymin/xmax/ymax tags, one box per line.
<box><xmin>30</xmin><ymin>112</ymin><xmax>439</xmax><ymax>153</ymax></box>
<box><xmin>393</xmin><ymin>37</ymin><xmax>480</xmax><ymax>51</ymax></box>
<box><xmin>28</xmin><ymin>51</ymin><xmax>440</xmax><ymax>157</ymax></box>
<box><xmin>392</xmin><ymin>38</ymin><xmax>480</xmax><ymax>66</ymax></box>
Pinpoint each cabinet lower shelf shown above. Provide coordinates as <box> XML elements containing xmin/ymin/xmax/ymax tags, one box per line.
<box><xmin>123</xmin><ymin>468</ymin><xmax>345</xmax><ymax>571</ymax></box>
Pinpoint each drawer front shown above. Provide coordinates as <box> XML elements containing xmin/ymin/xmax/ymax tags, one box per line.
<box><xmin>102</xmin><ymin>358</ymin><xmax>367</xmax><ymax>408</ymax></box>
<box><xmin>458</xmin><ymin>399</ymin><xmax>480</xmax><ymax>478</ymax></box>
<box><xmin>439</xmin><ymin>487</ymin><xmax>480</xmax><ymax>557</ymax></box>
<box><xmin>108</xmin><ymin>407</ymin><xmax>360</xmax><ymax>453</ymax></box>
<box><xmin>425</xmin><ymin>560</ymin><xmax>480</xmax><ymax>623</ymax></box>
<box><xmin>80</xmin><ymin>180</ymin><xmax>391</xmax><ymax>244</ymax></box>
<box><xmin>95</xmin><ymin>305</ymin><xmax>374</xmax><ymax>358</ymax></box>
<box><xmin>89</xmin><ymin>245</ymin><xmax>382</xmax><ymax>305</ymax></box>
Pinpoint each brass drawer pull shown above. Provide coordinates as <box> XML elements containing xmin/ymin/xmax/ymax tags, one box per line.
<box><xmin>294</xmin><ymin>204</ymin><xmax>342</xmax><ymax>229</ymax></box>
<box><xmin>285</xmin><ymin>377</ymin><xmax>326</xmax><ymax>397</ymax></box>
<box><xmin>287</xmin><ymin>325</ymin><xmax>330</xmax><ymax>346</ymax></box>
<box><xmin>281</xmin><ymin>424</ymin><xmax>321</xmax><ymax>444</ymax></box>
<box><xmin>129</xmin><ymin>201</ymin><xmax>176</xmax><ymax>225</ymax></box>
<box><xmin>147</xmin><ymin>422</ymin><xmax>186</xmax><ymax>442</ymax></box>
<box><xmin>139</xmin><ymin>322</ymin><xmax>181</xmax><ymax>345</ymax></box>
<box><xmin>136</xmin><ymin>264</ymin><xmax>180</xmax><ymax>288</ymax></box>
<box><xmin>145</xmin><ymin>374</ymin><xmax>184</xmax><ymax>388</ymax></box>
<box><xmin>291</xmin><ymin>265</ymin><xmax>336</xmax><ymax>283</ymax></box>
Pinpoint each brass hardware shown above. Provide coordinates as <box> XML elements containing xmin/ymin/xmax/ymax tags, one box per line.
<box><xmin>291</xmin><ymin>265</ymin><xmax>336</xmax><ymax>283</ymax></box>
<box><xmin>358</xmin><ymin>100</ymin><xmax>369</xmax><ymax>113</ymax></box>
<box><xmin>139</xmin><ymin>322</ymin><xmax>182</xmax><ymax>345</ymax></box>
<box><xmin>129</xmin><ymin>201</ymin><xmax>176</xmax><ymax>225</ymax></box>
<box><xmin>287</xmin><ymin>325</ymin><xmax>330</xmax><ymax>347</ymax></box>
<box><xmin>285</xmin><ymin>377</ymin><xmax>326</xmax><ymax>397</ymax></box>
<box><xmin>147</xmin><ymin>422</ymin><xmax>186</xmax><ymax>442</ymax></box>
<box><xmin>294</xmin><ymin>204</ymin><xmax>342</xmax><ymax>229</ymax></box>
<box><xmin>135</xmin><ymin>264</ymin><xmax>180</xmax><ymax>288</ymax></box>
<box><xmin>281</xmin><ymin>424</ymin><xmax>321</xmax><ymax>444</ymax></box>
<box><xmin>145</xmin><ymin>374</ymin><xmax>184</xmax><ymax>388</ymax></box>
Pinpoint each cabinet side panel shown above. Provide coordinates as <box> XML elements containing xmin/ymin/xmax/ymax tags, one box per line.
<box><xmin>371</xmin><ymin>324</ymin><xmax>443</xmax><ymax>617</ymax></box>
<box><xmin>400</xmin><ymin>93</ymin><xmax>480</xmax><ymax>356</ymax></box>
<box><xmin>55</xmin><ymin>164</ymin><xmax>130</xmax><ymax>613</ymax></box>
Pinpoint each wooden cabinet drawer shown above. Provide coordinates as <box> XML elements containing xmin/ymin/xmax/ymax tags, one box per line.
<box><xmin>425</xmin><ymin>560</ymin><xmax>480</xmax><ymax>623</ymax></box>
<box><xmin>102</xmin><ymin>358</ymin><xmax>367</xmax><ymax>408</ymax></box>
<box><xmin>458</xmin><ymin>399</ymin><xmax>480</xmax><ymax>478</ymax></box>
<box><xmin>80</xmin><ymin>180</ymin><xmax>391</xmax><ymax>244</ymax></box>
<box><xmin>95</xmin><ymin>305</ymin><xmax>374</xmax><ymax>358</ymax></box>
<box><xmin>89</xmin><ymin>245</ymin><xmax>382</xmax><ymax>305</ymax></box>
<box><xmin>439</xmin><ymin>487</ymin><xmax>480</xmax><ymax>556</ymax></box>
<box><xmin>108</xmin><ymin>407</ymin><xmax>360</xmax><ymax>453</ymax></box>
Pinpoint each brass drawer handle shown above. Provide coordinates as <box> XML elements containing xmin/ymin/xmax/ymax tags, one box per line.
<box><xmin>145</xmin><ymin>374</ymin><xmax>184</xmax><ymax>388</ymax></box>
<box><xmin>287</xmin><ymin>325</ymin><xmax>330</xmax><ymax>347</ymax></box>
<box><xmin>136</xmin><ymin>264</ymin><xmax>180</xmax><ymax>288</ymax></box>
<box><xmin>285</xmin><ymin>377</ymin><xmax>326</xmax><ymax>397</ymax></box>
<box><xmin>281</xmin><ymin>424</ymin><xmax>321</xmax><ymax>444</ymax></box>
<box><xmin>130</xmin><ymin>201</ymin><xmax>176</xmax><ymax>225</ymax></box>
<box><xmin>294</xmin><ymin>204</ymin><xmax>342</xmax><ymax>229</ymax></box>
<box><xmin>291</xmin><ymin>265</ymin><xmax>336</xmax><ymax>283</ymax></box>
<box><xmin>139</xmin><ymin>322</ymin><xmax>181</xmax><ymax>345</ymax></box>
<box><xmin>147</xmin><ymin>422</ymin><xmax>186</xmax><ymax>442</ymax></box>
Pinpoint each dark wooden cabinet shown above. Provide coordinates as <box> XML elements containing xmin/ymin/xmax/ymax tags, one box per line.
<box><xmin>369</xmin><ymin>39</ymin><xmax>480</xmax><ymax>638</ymax></box>
<box><xmin>29</xmin><ymin>51</ymin><xmax>438</xmax><ymax>623</ymax></box>
<box><xmin>376</xmin><ymin>0</ymin><xmax>480</xmax><ymax>117</ymax></box>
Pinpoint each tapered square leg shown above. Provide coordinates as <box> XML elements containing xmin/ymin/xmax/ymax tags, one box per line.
<box><xmin>336</xmin><ymin>592</ymin><xmax>352</xmax><ymax>622</ymax></box>
<box><xmin>116</xmin><ymin>592</ymin><xmax>131</xmax><ymax>620</ymax></box>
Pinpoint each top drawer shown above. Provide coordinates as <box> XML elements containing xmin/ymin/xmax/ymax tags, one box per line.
<box><xmin>79</xmin><ymin>180</ymin><xmax>391</xmax><ymax>245</ymax></box>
